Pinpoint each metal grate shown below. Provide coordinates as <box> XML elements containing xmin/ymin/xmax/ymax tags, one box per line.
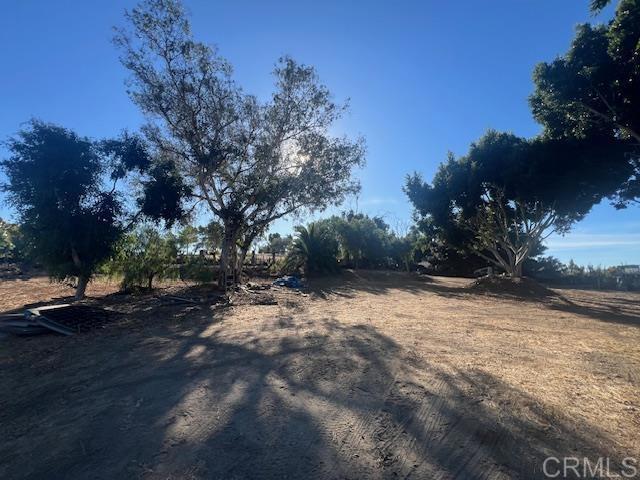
<box><xmin>29</xmin><ymin>305</ymin><xmax>119</xmax><ymax>335</ymax></box>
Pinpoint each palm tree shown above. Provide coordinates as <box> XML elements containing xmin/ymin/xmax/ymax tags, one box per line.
<box><xmin>285</xmin><ymin>223</ymin><xmax>338</xmax><ymax>275</ymax></box>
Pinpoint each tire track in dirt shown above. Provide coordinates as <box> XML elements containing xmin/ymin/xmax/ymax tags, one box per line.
<box><xmin>315</xmin><ymin>344</ymin><xmax>473</xmax><ymax>479</ymax></box>
<box><xmin>320</xmin><ymin>364</ymin><xmax>402</xmax><ymax>478</ymax></box>
<box><xmin>371</xmin><ymin>376</ymin><xmax>453</xmax><ymax>479</ymax></box>
<box><xmin>446</xmin><ymin>427</ymin><xmax>501</xmax><ymax>480</ymax></box>
<box><xmin>361</xmin><ymin>373</ymin><xmax>508</xmax><ymax>480</ymax></box>
<box><xmin>392</xmin><ymin>377</ymin><xmax>449</xmax><ymax>478</ymax></box>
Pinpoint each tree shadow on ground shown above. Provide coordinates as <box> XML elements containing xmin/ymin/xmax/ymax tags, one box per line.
<box><xmin>547</xmin><ymin>295</ymin><xmax>640</xmax><ymax>327</ymax></box>
<box><xmin>309</xmin><ymin>270</ymin><xmax>465</xmax><ymax>300</ymax></box>
<box><xmin>0</xmin><ymin>299</ymin><xmax>628</xmax><ymax>480</ymax></box>
<box><xmin>309</xmin><ymin>270</ymin><xmax>558</xmax><ymax>302</ymax></box>
<box><xmin>310</xmin><ymin>270</ymin><xmax>640</xmax><ymax>329</ymax></box>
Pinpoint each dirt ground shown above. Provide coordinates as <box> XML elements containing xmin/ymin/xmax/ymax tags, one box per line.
<box><xmin>1</xmin><ymin>271</ymin><xmax>639</xmax><ymax>479</ymax></box>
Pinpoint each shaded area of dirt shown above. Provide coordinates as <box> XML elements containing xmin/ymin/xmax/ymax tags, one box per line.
<box><xmin>1</xmin><ymin>271</ymin><xmax>639</xmax><ymax>479</ymax></box>
<box><xmin>311</xmin><ymin>270</ymin><xmax>640</xmax><ymax>327</ymax></box>
<box><xmin>469</xmin><ymin>275</ymin><xmax>558</xmax><ymax>299</ymax></box>
<box><xmin>30</xmin><ymin>305</ymin><xmax>122</xmax><ymax>335</ymax></box>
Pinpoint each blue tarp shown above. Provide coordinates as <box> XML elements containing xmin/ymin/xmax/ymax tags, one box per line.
<box><xmin>272</xmin><ymin>276</ymin><xmax>304</xmax><ymax>289</ymax></box>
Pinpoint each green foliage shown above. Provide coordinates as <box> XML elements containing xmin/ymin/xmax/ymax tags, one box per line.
<box><xmin>387</xmin><ymin>229</ymin><xmax>426</xmax><ymax>272</ymax></box>
<box><xmin>334</xmin><ymin>212</ymin><xmax>389</xmax><ymax>268</ymax></box>
<box><xmin>137</xmin><ymin>157</ymin><xmax>192</xmax><ymax>225</ymax></box>
<box><xmin>285</xmin><ymin>223</ymin><xmax>339</xmax><ymax>275</ymax></box>
<box><xmin>177</xmin><ymin>224</ymin><xmax>199</xmax><ymax>255</ymax></box>
<box><xmin>590</xmin><ymin>0</ymin><xmax>613</xmax><ymax>13</ymax></box>
<box><xmin>107</xmin><ymin>226</ymin><xmax>178</xmax><ymax>289</ymax></box>
<box><xmin>283</xmin><ymin>213</ymin><xmax>425</xmax><ymax>275</ymax></box>
<box><xmin>268</xmin><ymin>256</ymin><xmax>289</xmax><ymax>275</ymax></box>
<box><xmin>1</xmin><ymin>121</ymin><xmax>148</xmax><ymax>297</ymax></box>
<box><xmin>0</xmin><ymin>221</ymin><xmax>11</xmax><ymax>259</ymax></box>
<box><xmin>178</xmin><ymin>255</ymin><xmax>217</xmax><ymax>284</ymax></box>
<box><xmin>0</xmin><ymin>219</ymin><xmax>24</xmax><ymax>261</ymax></box>
<box><xmin>259</xmin><ymin>233</ymin><xmax>293</xmax><ymax>255</ymax></box>
<box><xmin>314</xmin><ymin>212</ymin><xmax>401</xmax><ymax>269</ymax></box>
<box><xmin>197</xmin><ymin>221</ymin><xmax>224</xmax><ymax>253</ymax></box>
<box><xmin>404</xmin><ymin>131</ymin><xmax>624</xmax><ymax>276</ymax></box>
<box><xmin>406</xmin><ymin>0</ymin><xmax>640</xmax><ymax>275</ymax></box>
<box><xmin>530</xmin><ymin>0</ymin><xmax>640</xmax><ymax>207</ymax></box>
<box><xmin>115</xmin><ymin>0</ymin><xmax>365</xmax><ymax>284</ymax></box>
<box><xmin>525</xmin><ymin>256</ymin><xmax>640</xmax><ymax>291</ymax></box>
<box><xmin>524</xmin><ymin>256</ymin><xmax>567</xmax><ymax>282</ymax></box>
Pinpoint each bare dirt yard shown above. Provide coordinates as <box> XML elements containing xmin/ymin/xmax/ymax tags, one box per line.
<box><xmin>1</xmin><ymin>271</ymin><xmax>639</xmax><ymax>479</ymax></box>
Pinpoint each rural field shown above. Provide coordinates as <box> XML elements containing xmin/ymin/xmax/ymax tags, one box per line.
<box><xmin>1</xmin><ymin>271</ymin><xmax>639</xmax><ymax>479</ymax></box>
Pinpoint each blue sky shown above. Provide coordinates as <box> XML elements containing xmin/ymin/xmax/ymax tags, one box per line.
<box><xmin>1</xmin><ymin>0</ymin><xmax>637</xmax><ymax>266</ymax></box>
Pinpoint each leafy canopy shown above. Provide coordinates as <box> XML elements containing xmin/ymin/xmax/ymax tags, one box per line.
<box><xmin>285</xmin><ymin>223</ymin><xmax>339</xmax><ymax>275</ymax></box>
<box><xmin>530</xmin><ymin>0</ymin><xmax>640</xmax><ymax>206</ymax></box>
<box><xmin>115</xmin><ymin>0</ymin><xmax>365</xmax><ymax>280</ymax></box>
<box><xmin>0</xmin><ymin>219</ymin><xmax>26</xmax><ymax>261</ymax></box>
<box><xmin>196</xmin><ymin>221</ymin><xmax>224</xmax><ymax>253</ymax></box>
<box><xmin>405</xmin><ymin>130</ymin><xmax>629</xmax><ymax>273</ymax></box>
<box><xmin>1</xmin><ymin>121</ymin><xmax>148</xmax><ymax>293</ymax></box>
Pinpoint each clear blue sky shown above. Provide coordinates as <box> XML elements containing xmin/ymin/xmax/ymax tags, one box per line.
<box><xmin>1</xmin><ymin>0</ymin><xmax>637</xmax><ymax>266</ymax></box>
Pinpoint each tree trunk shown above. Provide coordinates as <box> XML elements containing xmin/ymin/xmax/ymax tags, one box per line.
<box><xmin>502</xmin><ymin>257</ymin><xmax>524</xmax><ymax>279</ymax></box>
<box><xmin>219</xmin><ymin>225</ymin><xmax>240</xmax><ymax>288</ymax></box>
<box><xmin>75</xmin><ymin>275</ymin><xmax>89</xmax><ymax>301</ymax></box>
<box><xmin>70</xmin><ymin>244</ymin><xmax>89</xmax><ymax>300</ymax></box>
<box><xmin>236</xmin><ymin>246</ymin><xmax>249</xmax><ymax>281</ymax></box>
<box><xmin>513</xmin><ymin>261</ymin><xmax>523</xmax><ymax>279</ymax></box>
<box><xmin>148</xmin><ymin>274</ymin><xmax>154</xmax><ymax>290</ymax></box>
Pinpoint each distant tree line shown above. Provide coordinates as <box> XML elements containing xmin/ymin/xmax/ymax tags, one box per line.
<box><xmin>525</xmin><ymin>257</ymin><xmax>640</xmax><ymax>291</ymax></box>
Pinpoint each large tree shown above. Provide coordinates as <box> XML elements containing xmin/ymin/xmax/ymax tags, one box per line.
<box><xmin>464</xmin><ymin>187</ymin><xmax>559</xmax><ymax>277</ymax></box>
<box><xmin>115</xmin><ymin>0</ymin><xmax>365</xmax><ymax>287</ymax></box>
<box><xmin>530</xmin><ymin>0</ymin><xmax>640</xmax><ymax>206</ymax></box>
<box><xmin>2</xmin><ymin>121</ymin><xmax>148</xmax><ymax>299</ymax></box>
<box><xmin>405</xmin><ymin>130</ymin><xmax>630</xmax><ymax>277</ymax></box>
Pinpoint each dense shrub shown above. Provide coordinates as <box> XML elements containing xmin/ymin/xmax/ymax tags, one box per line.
<box><xmin>281</xmin><ymin>213</ymin><xmax>429</xmax><ymax>275</ymax></box>
<box><xmin>178</xmin><ymin>255</ymin><xmax>217</xmax><ymax>284</ymax></box>
<box><xmin>106</xmin><ymin>226</ymin><xmax>178</xmax><ymax>289</ymax></box>
<box><xmin>284</xmin><ymin>223</ymin><xmax>339</xmax><ymax>275</ymax></box>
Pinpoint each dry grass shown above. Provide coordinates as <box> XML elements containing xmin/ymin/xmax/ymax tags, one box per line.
<box><xmin>0</xmin><ymin>275</ymin><xmax>120</xmax><ymax>312</ymax></box>
<box><xmin>310</xmin><ymin>271</ymin><xmax>640</xmax><ymax>455</ymax></box>
<box><xmin>1</xmin><ymin>271</ymin><xmax>639</xmax><ymax>479</ymax></box>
